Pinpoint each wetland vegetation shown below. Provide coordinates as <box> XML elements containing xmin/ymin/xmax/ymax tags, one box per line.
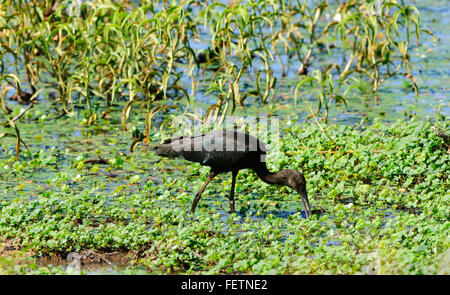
<box><xmin>0</xmin><ymin>0</ymin><xmax>448</xmax><ymax>274</ymax></box>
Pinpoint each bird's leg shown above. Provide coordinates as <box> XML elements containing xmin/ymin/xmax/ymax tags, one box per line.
<box><xmin>191</xmin><ymin>171</ymin><xmax>216</xmax><ymax>214</ymax></box>
<box><xmin>229</xmin><ymin>171</ymin><xmax>238</xmax><ymax>214</ymax></box>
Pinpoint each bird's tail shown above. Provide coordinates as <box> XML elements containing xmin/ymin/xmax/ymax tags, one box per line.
<box><xmin>156</xmin><ymin>137</ymin><xmax>184</xmax><ymax>158</ymax></box>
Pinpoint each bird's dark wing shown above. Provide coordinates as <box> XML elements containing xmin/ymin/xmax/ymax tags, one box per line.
<box><xmin>157</xmin><ymin>130</ymin><xmax>267</xmax><ymax>172</ymax></box>
<box><xmin>162</xmin><ymin>135</ymin><xmax>184</xmax><ymax>144</ymax></box>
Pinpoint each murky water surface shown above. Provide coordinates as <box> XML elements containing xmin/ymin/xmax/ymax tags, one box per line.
<box><xmin>0</xmin><ymin>0</ymin><xmax>448</xmax><ymax>274</ymax></box>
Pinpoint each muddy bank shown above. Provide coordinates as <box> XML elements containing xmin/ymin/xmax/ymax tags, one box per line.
<box><xmin>1</xmin><ymin>240</ymin><xmax>137</xmax><ymax>274</ymax></box>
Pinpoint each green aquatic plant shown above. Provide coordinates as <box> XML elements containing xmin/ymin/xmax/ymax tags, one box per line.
<box><xmin>0</xmin><ymin>0</ymin><xmax>435</xmax><ymax>131</ymax></box>
<box><xmin>0</xmin><ymin>115</ymin><xmax>448</xmax><ymax>274</ymax></box>
<box><xmin>0</xmin><ymin>0</ymin><xmax>445</xmax><ymax>275</ymax></box>
<box><xmin>295</xmin><ymin>0</ymin><xmax>436</xmax><ymax>121</ymax></box>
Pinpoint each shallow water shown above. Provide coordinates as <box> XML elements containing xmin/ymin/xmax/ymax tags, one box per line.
<box><xmin>0</xmin><ymin>0</ymin><xmax>448</xmax><ymax>275</ymax></box>
<box><xmin>177</xmin><ymin>0</ymin><xmax>449</xmax><ymax>123</ymax></box>
<box><xmin>3</xmin><ymin>1</ymin><xmax>448</xmax><ymax>124</ymax></box>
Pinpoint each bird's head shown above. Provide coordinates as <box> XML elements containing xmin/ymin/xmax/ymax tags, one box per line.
<box><xmin>283</xmin><ymin>169</ymin><xmax>311</xmax><ymax>218</ymax></box>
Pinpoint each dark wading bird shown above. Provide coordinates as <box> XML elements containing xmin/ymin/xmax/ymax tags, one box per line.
<box><xmin>156</xmin><ymin>130</ymin><xmax>312</xmax><ymax>218</ymax></box>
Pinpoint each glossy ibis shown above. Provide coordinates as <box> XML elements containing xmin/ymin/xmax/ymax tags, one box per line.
<box><xmin>156</xmin><ymin>130</ymin><xmax>312</xmax><ymax>218</ymax></box>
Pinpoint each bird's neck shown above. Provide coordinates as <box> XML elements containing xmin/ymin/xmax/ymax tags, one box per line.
<box><xmin>254</xmin><ymin>165</ymin><xmax>287</xmax><ymax>186</ymax></box>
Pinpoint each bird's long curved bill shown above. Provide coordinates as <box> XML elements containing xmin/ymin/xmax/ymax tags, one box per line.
<box><xmin>298</xmin><ymin>188</ymin><xmax>312</xmax><ymax>218</ymax></box>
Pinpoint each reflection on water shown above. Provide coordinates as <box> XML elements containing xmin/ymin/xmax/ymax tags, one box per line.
<box><xmin>0</xmin><ymin>0</ymin><xmax>448</xmax><ymax>275</ymax></box>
